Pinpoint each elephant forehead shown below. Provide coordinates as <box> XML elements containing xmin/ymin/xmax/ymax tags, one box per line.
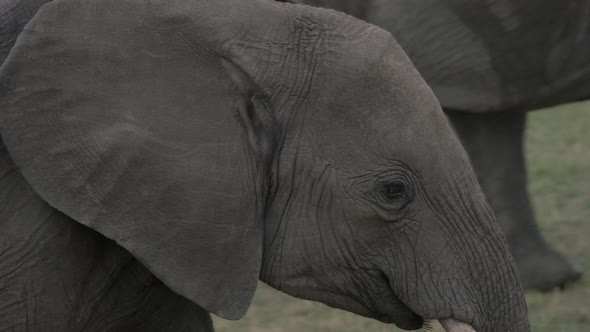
<box><xmin>305</xmin><ymin>106</ymin><xmax>462</xmax><ymax>178</ymax></box>
<box><xmin>317</xmin><ymin>73</ymin><xmax>444</xmax><ymax>144</ymax></box>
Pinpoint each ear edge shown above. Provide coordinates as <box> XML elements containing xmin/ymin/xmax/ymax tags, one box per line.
<box><xmin>0</xmin><ymin>2</ymin><xmax>271</xmax><ymax>320</ymax></box>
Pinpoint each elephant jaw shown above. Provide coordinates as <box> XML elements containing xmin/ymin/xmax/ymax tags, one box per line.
<box><xmin>440</xmin><ymin>319</ymin><xmax>477</xmax><ymax>332</ymax></box>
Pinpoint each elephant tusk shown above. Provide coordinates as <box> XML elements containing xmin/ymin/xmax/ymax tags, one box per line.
<box><xmin>440</xmin><ymin>319</ymin><xmax>477</xmax><ymax>332</ymax></box>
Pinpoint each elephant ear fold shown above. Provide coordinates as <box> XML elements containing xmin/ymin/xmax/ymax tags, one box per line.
<box><xmin>0</xmin><ymin>0</ymin><xmax>277</xmax><ymax>320</ymax></box>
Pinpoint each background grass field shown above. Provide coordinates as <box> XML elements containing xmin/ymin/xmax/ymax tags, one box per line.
<box><xmin>214</xmin><ymin>102</ymin><xmax>590</xmax><ymax>332</ymax></box>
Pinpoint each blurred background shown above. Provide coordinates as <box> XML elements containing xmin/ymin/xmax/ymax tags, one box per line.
<box><xmin>214</xmin><ymin>101</ymin><xmax>589</xmax><ymax>332</ymax></box>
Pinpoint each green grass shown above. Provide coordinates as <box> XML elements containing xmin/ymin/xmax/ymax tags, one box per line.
<box><xmin>525</xmin><ymin>102</ymin><xmax>590</xmax><ymax>331</ymax></box>
<box><xmin>214</xmin><ymin>102</ymin><xmax>590</xmax><ymax>332</ymax></box>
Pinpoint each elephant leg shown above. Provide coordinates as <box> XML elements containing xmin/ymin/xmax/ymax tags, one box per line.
<box><xmin>0</xmin><ymin>140</ymin><xmax>213</xmax><ymax>331</ymax></box>
<box><xmin>446</xmin><ymin>110</ymin><xmax>582</xmax><ymax>290</ymax></box>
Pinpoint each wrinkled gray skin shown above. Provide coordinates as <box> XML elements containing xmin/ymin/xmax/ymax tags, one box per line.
<box><xmin>299</xmin><ymin>0</ymin><xmax>588</xmax><ymax>290</ymax></box>
<box><xmin>0</xmin><ymin>0</ymin><xmax>530</xmax><ymax>331</ymax></box>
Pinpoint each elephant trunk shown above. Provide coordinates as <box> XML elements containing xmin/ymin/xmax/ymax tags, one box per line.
<box><xmin>387</xmin><ymin>167</ymin><xmax>531</xmax><ymax>331</ymax></box>
<box><xmin>437</xmin><ymin>174</ymin><xmax>531</xmax><ymax>332</ymax></box>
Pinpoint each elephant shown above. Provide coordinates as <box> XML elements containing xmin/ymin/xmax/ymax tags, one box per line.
<box><xmin>296</xmin><ymin>0</ymin><xmax>588</xmax><ymax>290</ymax></box>
<box><xmin>0</xmin><ymin>0</ymin><xmax>531</xmax><ymax>331</ymax></box>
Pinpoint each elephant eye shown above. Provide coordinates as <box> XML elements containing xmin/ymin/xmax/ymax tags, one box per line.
<box><xmin>382</xmin><ymin>181</ymin><xmax>406</xmax><ymax>201</ymax></box>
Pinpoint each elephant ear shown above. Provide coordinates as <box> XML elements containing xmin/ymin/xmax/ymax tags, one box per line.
<box><xmin>0</xmin><ymin>0</ymin><xmax>282</xmax><ymax>320</ymax></box>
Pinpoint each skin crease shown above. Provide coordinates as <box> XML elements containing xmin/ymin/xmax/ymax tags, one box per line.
<box><xmin>0</xmin><ymin>0</ymin><xmax>529</xmax><ymax>331</ymax></box>
<box><xmin>296</xmin><ymin>0</ymin><xmax>587</xmax><ymax>290</ymax></box>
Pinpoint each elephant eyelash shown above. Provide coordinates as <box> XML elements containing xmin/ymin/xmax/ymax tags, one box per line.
<box><xmin>375</xmin><ymin>178</ymin><xmax>414</xmax><ymax>207</ymax></box>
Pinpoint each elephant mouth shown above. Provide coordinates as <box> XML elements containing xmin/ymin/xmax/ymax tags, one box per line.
<box><xmin>381</xmin><ymin>305</ymin><xmax>424</xmax><ymax>330</ymax></box>
<box><xmin>376</xmin><ymin>302</ymin><xmax>425</xmax><ymax>331</ymax></box>
<box><xmin>371</xmin><ymin>270</ymin><xmax>425</xmax><ymax>330</ymax></box>
<box><xmin>274</xmin><ymin>269</ymin><xmax>426</xmax><ymax>330</ymax></box>
<box><xmin>278</xmin><ymin>273</ymin><xmax>424</xmax><ymax>330</ymax></box>
<box><xmin>374</xmin><ymin>272</ymin><xmax>478</xmax><ymax>332</ymax></box>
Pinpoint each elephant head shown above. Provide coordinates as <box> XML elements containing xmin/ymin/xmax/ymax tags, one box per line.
<box><xmin>0</xmin><ymin>0</ymin><xmax>529</xmax><ymax>331</ymax></box>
